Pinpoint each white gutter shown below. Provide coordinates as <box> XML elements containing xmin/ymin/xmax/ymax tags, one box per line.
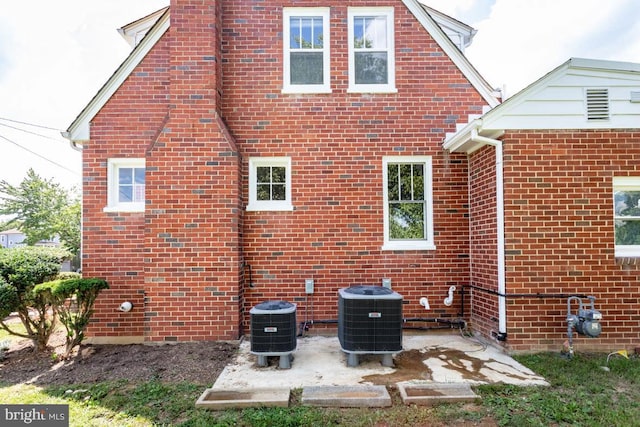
<box><xmin>469</xmin><ymin>127</ymin><xmax>507</xmax><ymax>339</ymax></box>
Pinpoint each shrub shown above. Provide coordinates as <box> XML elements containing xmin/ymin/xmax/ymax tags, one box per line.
<box><xmin>35</xmin><ymin>278</ymin><xmax>109</xmax><ymax>356</ymax></box>
<box><xmin>0</xmin><ymin>246</ymin><xmax>70</xmax><ymax>351</ymax></box>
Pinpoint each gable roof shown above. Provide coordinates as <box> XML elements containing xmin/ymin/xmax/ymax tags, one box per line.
<box><xmin>62</xmin><ymin>8</ymin><xmax>170</xmax><ymax>145</ymax></box>
<box><xmin>444</xmin><ymin>57</ymin><xmax>640</xmax><ymax>153</ymax></box>
<box><xmin>63</xmin><ymin>1</ymin><xmax>499</xmax><ymax>146</ymax></box>
<box><xmin>420</xmin><ymin>4</ymin><xmax>477</xmax><ymax>52</ymax></box>
<box><xmin>118</xmin><ymin>6</ymin><xmax>169</xmax><ymax>48</ymax></box>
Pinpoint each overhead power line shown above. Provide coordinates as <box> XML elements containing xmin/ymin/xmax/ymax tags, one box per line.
<box><xmin>0</xmin><ymin>121</ymin><xmax>65</xmax><ymax>143</ymax></box>
<box><xmin>0</xmin><ymin>132</ymin><xmax>79</xmax><ymax>176</ymax></box>
<box><xmin>0</xmin><ymin>116</ymin><xmax>62</xmax><ymax>132</ymax></box>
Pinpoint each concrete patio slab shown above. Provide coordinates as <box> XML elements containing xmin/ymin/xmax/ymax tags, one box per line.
<box><xmin>301</xmin><ymin>385</ymin><xmax>391</xmax><ymax>407</ymax></box>
<box><xmin>211</xmin><ymin>333</ymin><xmax>548</xmax><ymax>390</ymax></box>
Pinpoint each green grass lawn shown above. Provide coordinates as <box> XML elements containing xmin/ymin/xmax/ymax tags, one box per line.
<box><xmin>1</xmin><ymin>352</ymin><xmax>639</xmax><ymax>426</ymax></box>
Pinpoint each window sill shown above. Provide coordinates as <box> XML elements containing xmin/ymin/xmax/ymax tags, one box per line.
<box><xmin>347</xmin><ymin>86</ymin><xmax>398</xmax><ymax>94</ymax></box>
<box><xmin>382</xmin><ymin>242</ymin><xmax>436</xmax><ymax>251</ymax></box>
<box><xmin>103</xmin><ymin>205</ymin><xmax>145</xmax><ymax>213</ymax></box>
<box><xmin>246</xmin><ymin>203</ymin><xmax>294</xmax><ymax>212</ymax></box>
<box><xmin>282</xmin><ymin>87</ymin><xmax>332</xmax><ymax>95</ymax></box>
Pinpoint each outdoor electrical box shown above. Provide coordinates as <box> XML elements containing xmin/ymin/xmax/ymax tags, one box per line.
<box><xmin>305</xmin><ymin>279</ymin><xmax>314</xmax><ymax>294</ymax></box>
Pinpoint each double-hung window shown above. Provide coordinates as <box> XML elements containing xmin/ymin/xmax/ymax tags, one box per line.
<box><xmin>613</xmin><ymin>177</ymin><xmax>640</xmax><ymax>257</ymax></box>
<box><xmin>105</xmin><ymin>158</ymin><xmax>145</xmax><ymax>212</ymax></box>
<box><xmin>247</xmin><ymin>157</ymin><xmax>293</xmax><ymax>211</ymax></box>
<box><xmin>382</xmin><ymin>156</ymin><xmax>434</xmax><ymax>250</ymax></box>
<box><xmin>283</xmin><ymin>8</ymin><xmax>331</xmax><ymax>94</ymax></box>
<box><xmin>348</xmin><ymin>7</ymin><xmax>396</xmax><ymax>93</ymax></box>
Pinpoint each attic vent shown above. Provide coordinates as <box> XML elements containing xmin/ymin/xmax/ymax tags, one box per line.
<box><xmin>586</xmin><ymin>88</ymin><xmax>610</xmax><ymax>121</ymax></box>
<box><xmin>631</xmin><ymin>91</ymin><xmax>640</xmax><ymax>103</ymax></box>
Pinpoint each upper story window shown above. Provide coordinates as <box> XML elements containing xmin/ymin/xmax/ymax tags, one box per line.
<box><xmin>283</xmin><ymin>8</ymin><xmax>331</xmax><ymax>94</ymax></box>
<box><xmin>247</xmin><ymin>157</ymin><xmax>293</xmax><ymax>211</ymax></box>
<box><xmin>348</xmin><ymin>7</ymin><xmax>396</xmax><ymax>93</ymax></box>
<box><xmin>105</xmin><ymin>158</ymin><xmax>145</xmax><ymax>212</ymax></box>
<box><xmin>382</xmin><ymin>156</ymin><xmax>434</xmax><ymax>251</ymax></box>
<box><xmin>613</xmin><ymin>177</ymin><xmax>640</xmax><ymax>257</ymax></box>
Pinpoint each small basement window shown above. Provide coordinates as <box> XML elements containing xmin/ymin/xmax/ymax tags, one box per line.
<box><xmin>586</xmin><ymin>88</ymin><xmax>610</xmax><ymax>121</ymax></box>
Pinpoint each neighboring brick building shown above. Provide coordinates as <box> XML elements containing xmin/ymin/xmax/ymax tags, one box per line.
<box><xmin>64</xmin><ymin>1</ymin><xmax>640</xmax><ymax>353</ymax></box>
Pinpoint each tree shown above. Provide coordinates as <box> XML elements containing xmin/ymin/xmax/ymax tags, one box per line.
<box><xmin>0</xmin><ymin>246</ymin><xmax>70</xmax><ymax>351</ymax></box>
<box><xmin>0</xmin><ymin>169</ymin><xmax>80</xmax><ymax>257</ymax></box>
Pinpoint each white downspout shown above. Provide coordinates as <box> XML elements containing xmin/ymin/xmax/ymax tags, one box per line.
<box><xmin>470</xmin><ymin>129</ymin><xmax>507</xmax><ymax>339</ymax></box>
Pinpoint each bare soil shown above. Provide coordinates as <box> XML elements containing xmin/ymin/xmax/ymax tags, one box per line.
<box><xmin>0</xmin><ymin>325</ymin><xmax>237</xmax><ymax>386</ymax></box>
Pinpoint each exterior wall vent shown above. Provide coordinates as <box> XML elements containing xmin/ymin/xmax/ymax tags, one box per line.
<box><xmin>586</xmin><ymin>88</ymin><xmax>610</xmax><ymax>121</ymax></box>
<box><xmin>631</xmin><ymin>91</ymin><xmax>640</xmax><ymax>103</ymax></box>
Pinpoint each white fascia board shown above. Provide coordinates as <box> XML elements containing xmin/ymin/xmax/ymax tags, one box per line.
<box><xmin>402</xmin><ymin>0</ymin><xmax>499</xmax><ymax>108</ymax></box>
<box><xmin>63</xmin><ymin>10</ymin><xmax>170</xmax><ymax>145</ymax></box>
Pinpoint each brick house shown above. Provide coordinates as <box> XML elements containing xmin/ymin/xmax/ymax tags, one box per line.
<box><xmin>64</xmin><ymin>1</ymin><xmax>640</xmax><ymax>353</ymax></box>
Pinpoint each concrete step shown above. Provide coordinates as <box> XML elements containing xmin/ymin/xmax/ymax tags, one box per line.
<box><xmin>301</xmin><ymin>385</ymin><xmax>391</xmax><ymax>408</ymax></box>
<box><xmin>195</xmin><ymin>388</ymin><xmax>290</xmax><ymax>410</ymax></box>
<box><xmin>397</xmin><ymin>382</ymin><xmax>479</xmax><ymax>406</ymax></box>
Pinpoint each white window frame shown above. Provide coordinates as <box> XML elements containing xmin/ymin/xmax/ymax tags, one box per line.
<box><xmin>347</xmin><ymin>7</ymin><xmax>396</xmax><ymax>94</ymax></box>
<box><xmin>104</xmin><ymin>158</ymin><xmax>145</xmax><ymax>213</ymax></box>
<box><xmin>613</xmin><ymin>176</ymin><xmax>640</xmax><ymax>257</ymax></box>
<box><xmin>247</xmin><ymin>157</ymin><xmax>293</xmax><ymax>212</ymax></box>
<box><xmin>382</xmin><ymin>156</ymin><xmax>434</xmax><ymax>251</ymax></box>
<box><xmin>283</xmin><ymin>7</ymin><xmax>331</xmax><ymax>94</ymax></box>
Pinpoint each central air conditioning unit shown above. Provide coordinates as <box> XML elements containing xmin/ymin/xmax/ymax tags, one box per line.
<box><xmin>338</xmin><ymin>285</ymin><xmax>403</xmax><ymax>367</ymax></box>
<box><xmin>250</xmin><ymin>300</ymin><xmax>297</xmax><ymax>369</ymax></box>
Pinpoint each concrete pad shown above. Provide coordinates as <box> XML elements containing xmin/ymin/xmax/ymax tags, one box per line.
<box><xmin>211</xmin><ymin>334</ymin><xmax>547</xmax><ymax>390</ymax></box>
<box><xmin>398</xmin><ymin>382</ymin><xmax>479</xmax><ymax>406</ymax></box>
<box><xmin>302</xmin><ymin>385</ymin><xmax>391</xmax><ymax>407</ymax></box>
<box><xmin>195</xmin><ymin>388</ymin><xmax>290</xmax><ymax>410</ymax></box>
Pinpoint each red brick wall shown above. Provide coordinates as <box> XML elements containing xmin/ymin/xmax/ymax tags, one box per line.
<box><xmin>142</xmin><ymin>0</ymin><xmax>242</xmax><ymax>342</ymax></box>
<box><xmin>468</xmin><ymin>145</ymin><xmax>500</xmax><ymax>341</ymax></box>
<box><xmin>82</xmin><ymin>34</ymin><xmax>171</xmax><ymax>339</ymax></box>
<box><xmin>501</xmin><ymin>130</ymin><xmax>640</xmax><ymax>352</ymax></box>
<box><xmin>221</xmin><ymin>0</ymin><xmax>484</xmax><ymax>329</ymax></box>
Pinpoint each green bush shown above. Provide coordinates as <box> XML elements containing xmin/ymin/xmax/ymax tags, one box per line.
<box><xmin>0</xmin><ymin>246</ymin><xmax>70</xmax><ymax>351</ymax></box>
<box><xmin>34</xmin><ymin>278</ymin><xmax>109</xmax><ymax>356</ymax></box>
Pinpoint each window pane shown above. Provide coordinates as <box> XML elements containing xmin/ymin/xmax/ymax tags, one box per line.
<box><xmin>134</xmin><ymin>168</ymin><xmax>145</xmax><ymax>184</ymax></box>
<box><xmin>119</xmin><ymin>168</ymin><xmax>133</xmax><ymax>185</ymax></box>
<box><xmin>389</xmin><ymin>202</ymin><xmax>425</xmax><ymax>239</ymax></box>
<box><xmin>134</xmin><ymin>185</ymin><xmax>145</xmax><ymax>203</ymax></box>
<box><xmin>364</xmin><ymin>16</ymin><xmax>386</xmax><ymax>49</ymax></box>
<box><xmin>615</xmin><ymin>219</ymin><xmax>640</xmax><ymax>245</ymax></box>
<box><xmin>257</xmin><ymin>166</ymin><xmax>270</xmax><ymax>183</ymax></box>
<box><xmin>313</xmin><ymin>18</ymin><xmax>323</xmax><ymax>48</ymax></box>
<box><xmin>290</xmin><ymin>18</ymin><xmax>301</xmax><ymax>48</ymax></box>
<box><xmin>257</xmin><ymin>184</ymin><xmax>271</xmax><ymax>201</ymax></box>
<box><xmin>119</xmin><ymin>186</ymin><xmax>133</xmax><ymax>203</ymax></box>
<box><xmin>614</xmin><ymin>191</ymin><xmax>640</xmax><ymax>217</ymax></box>
<box><xmin>272</xmin><ymin>167</ymin><xmax>286</xmax><ymax>183</ymax></box>
<box><xmin>355</xmin><ymin>52</ymin><xmax>388</xmax><ymax>84</ymax></box>
<box><xmin>413</xmin><ymin>165</ymin><xmax>424</xmax><ymax>199</ymax></box>
<box><xmin>399</xmin><ymin>164</ymin><xmax>412</xmax><ymax>201</ymax></box>
<box><xmin>272</xmin><ymin>184</ymin><xmax>286</xmax><ymax>201</ymax></box>
<box><xmin>291</xmin><ymin>52</ymin><xmax>324</xmax><ymax>84</ymax></box>
<box><xmin>387</xmin><ymin>164</ymin><xmax>399</xmax><ymax>201</ymax></box>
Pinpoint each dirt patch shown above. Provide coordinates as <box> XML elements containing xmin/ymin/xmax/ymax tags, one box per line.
<box><xmin>0</xmin><ymin>326</ymin><xmax>237</xmax><ymax>386</ymax></box>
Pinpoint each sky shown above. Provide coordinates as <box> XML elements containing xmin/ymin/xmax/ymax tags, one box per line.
<box><xmin>0</xmin><ymin>0</ymin><xmax>638</xmax><ymax>190</ymax></box>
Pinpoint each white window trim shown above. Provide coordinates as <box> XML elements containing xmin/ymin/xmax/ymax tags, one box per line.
<box><xmin>282</xmin><ymin>7</ymin><xmax>331</xmax><ymax>94</ymax></box>
<box><xmin>347</xmin><ymin>7</ymin><xmax>397</xmax><ymax>94</ymax></box>
<box><xmin>247</xmin><ymin>157</ymin><xmax>293</xmax><ymax>212</ymax></box>
<box><xmin>613</xmin><ymin>176</ymin><xmax>640</xmax><ymax>257</ymax></box>
<box><xmin>104</xmin><ymin>158</ymin><xmax>145</xmax><ymax>213</ymax></box>
<box><xmin>382</xmin><ymin>156</ymin><xmax>434</xmax><ymax>251</ymax></box>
